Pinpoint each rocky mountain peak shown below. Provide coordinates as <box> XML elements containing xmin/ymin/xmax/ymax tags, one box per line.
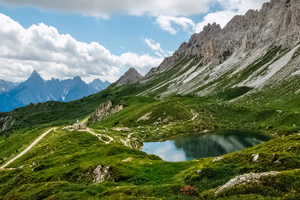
<box><xmin>116</xmin><ymin>68</ymin><xmax>144</xmax><ymax>86</ymax></box>
<box><xmin>91</xmin><ymin>79</ymin><xmax>102</xmax><ymax>84</ymax></box>
<box><xmin>146</xmin><ymin>0</ymin><xmax>300</xmax><ymax>77</ymax></box>
<box><xmin>73</xmin><ymin>76</ymin><xmax>83</xmax><ymax>82</ymax></box>
<box><xmin>29</xmin><ymin>70</ymin><xmax>42</xmax><ymax>80</ymax></box>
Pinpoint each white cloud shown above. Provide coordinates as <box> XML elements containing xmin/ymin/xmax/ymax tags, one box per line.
<box><xmin>0</xmin><ymin>0</ymin><xmax>211</xmax><ymax>18</ymax></box>
<box><xmin>156</xmin><ymin>15</ymin><xmax>195</xmax><ymax>35</ymax></box>
<box><xmin>155</xmin><ymin>0</ymin><xmax>267</xmax><ymax>34</ymax></box>
<box><xmin>217</xmin><ymin>0</ymin><xmax>266</xmax><ymax>14</ymax></box>
<box><xmin>0</xmin><ymin>13</ymin><xmax>162</xmax><ymax>82</ymax></box>
<box><xmin>155</xmin><ymin>52</ymin><xmax>163</xmax><ymax>58</ymax></box>
<box><xmin>166</xmin><ymin>50</ymin><xmax>174</xmax><ymax>56</ymax></box>
<box><xmin>143</xmin><ymin>38</ymin><xmax>172</xmax><ymax>58</ymax></box>
<box><xmin>144</xmin><ymin>38</ymin><xmax>164</xmax><ymax>53</ymax></box>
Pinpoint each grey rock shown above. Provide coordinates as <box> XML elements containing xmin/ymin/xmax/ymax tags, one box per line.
<box><xmin>116</xmin><ymin>68</ymin><xmax>143</xmax><ymax>86</ymax></box>
<box><xmin>93</xmin><ymin>165</ymin><xmax>111</xmax><ymax>183</ymax></box>
<box><xmin>146</xmin><ymin>0</ymin><xmax>300</xmax><ymax>77</ymax></box>
<box><xmin>87</xmin><ymin>101</ymin><xmax>123</xmax><ymax>125</ymax></box>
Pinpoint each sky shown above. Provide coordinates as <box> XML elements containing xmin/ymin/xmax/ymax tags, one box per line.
<box><xmin>0</xmin><ymin>0</ymin><xmax>267</xmax><ymax>83</ymax></box>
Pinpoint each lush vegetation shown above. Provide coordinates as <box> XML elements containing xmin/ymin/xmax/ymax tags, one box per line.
<box><xmin>0</xmin><ymin>51</ymin><xmax>300</xmax><ymax>199</ymax></box>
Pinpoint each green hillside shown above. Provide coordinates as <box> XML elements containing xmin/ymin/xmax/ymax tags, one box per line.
<box><xmin>0</xmin><ymin>73</ymin><xmax>299</xmax><ymax>199</ymax></box>
<box><xmin>0</xmin><ymin>27</ymin><xmax>300</xmax><ymax>200</ymax></box>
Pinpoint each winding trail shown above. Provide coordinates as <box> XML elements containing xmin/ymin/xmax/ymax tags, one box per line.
<box><xmin>83</xmin><ymin>128</ymin><xmax>114</xmax><ymax>144</ymax></box>
<box><xmin>191</xmin><ymin>109</ymin><xmax>199</xmax><ymax>121</ymax></box>
<box><xmin>120</xmin><ymin>133</ymin><xmax>134</xmax><ymax>148</ymax></box>
<box><xmin>0</xmin><ymin>127</ymin><xmax>55</xmax><ymax>170</ymax></box>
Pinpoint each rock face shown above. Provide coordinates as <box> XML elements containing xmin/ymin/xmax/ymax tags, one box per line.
<box><xmin>146</xmin><ymin>0</ymin><xmax>300</xmax><ymax>77</ymax></box>
<box><xmin>86</xmin><ymin>101</ymin><xmax>123</xmax><ymax>125</ymax></box>
<box><xmin>92</xmin><ymin>165</ymin><xmax>111</xmax><ymax>183</ymax></box>
<box><xmin>116</xmin><ymin>68</ymin><xmax>143</xmax><ymax>86</ymax></box>
<box><xmin>0</xmin><ymin>113</ymin><xmax>14</xmax><ymax>132</ymax></box>
<box><xmin>139</xmin><ymin>0</ymin><xmax>300</xmax><ymax>99</ymax></box>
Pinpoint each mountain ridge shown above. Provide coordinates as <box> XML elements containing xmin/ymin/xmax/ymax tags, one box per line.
<box><xmin>0</xmin><ymin>70</ymin><xmax>110</xmax><ymax>112</ymax></box>
<box><xmin>146</xmin><ymin>0</ymin><xmax>300</xmax><ymax>78</ymax></box>
<box><xmin>138</xmin><ymin>0</ymin><xmax>300</xmax><ymax>100</ymax></box>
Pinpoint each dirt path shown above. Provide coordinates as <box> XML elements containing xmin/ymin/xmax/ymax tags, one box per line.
<box><xmin>120</xmin><ymin>133</ymin><xmax>134</xmax><ymax>148</ymax></box>
<box><xmin>83</xmin><ymin>128</ymin><xmax>114</xmax><ymax>144</ymax></box>
<box><xmin>191</xmin><ymin>109</ymin><xmax>199</xmax><ymax>121</ymax></box>
<box><xmin>0</xmin><ymin>127</ymin><xmax>55</xmax><ymax>170</ymax></box>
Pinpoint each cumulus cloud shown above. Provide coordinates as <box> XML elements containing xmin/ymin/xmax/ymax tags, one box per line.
<box><xmin>156</xmin><ymin>16</ymin><xmax>195</xmax><ymax>35</ymax></box>
<box><xmin>143</xmin><ymin>38</ymin><xmax>173</xmax><ymax>58</ymax></box>
<box><xmin>217</xmin><ymin>0</ymin><xmax>266</xmax><ymax>14</ymax></box>
<box><xmin>0</xmin><ymin>14</ymin><xmax>163</xmax><ymax>82</ymax></box>
<box><xmin>0</xmin><ymin>0</ymin><xmax>211</xmax><ymax>18</ymax></box>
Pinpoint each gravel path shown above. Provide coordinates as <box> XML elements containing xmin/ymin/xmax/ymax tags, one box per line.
<box><xmin>0</xmin><ymin>127</ymin><xmax>55</xmax><ymax>170</ymax></box>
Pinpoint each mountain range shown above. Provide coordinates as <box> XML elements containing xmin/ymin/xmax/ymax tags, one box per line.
<box><xmin>0</xmin><ymin>70</ymin><xmax>110</xmax><ymax>112</ymax></box>
<box><xmin>1</xmin><ymin>0</ymin><xmax>300</xmax><ymax>199</ymax></box>
<box><xmin>138</xmin><ymin>0</ymin><xmax>300</xmax><ymax>100</ymax></box>
<box><xmin>0</xmin><ymin>80</ymin><xmax>18</xmax><ymax>94</ymax></box>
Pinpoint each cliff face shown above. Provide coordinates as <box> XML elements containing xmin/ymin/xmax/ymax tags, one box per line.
<box><xmin>138</xmin><ymin>0</ymin><xmax>300</xmax><ymax>99</ymax></box>
<box><xmin>146</xmin><ymin>0</ymin><xmax>300</xmax><ymax>77</ymax></box>
<box><xmin>86</xmin><ymin>101</ymin><xmax>123</xmax><ymax>125</ymax></box>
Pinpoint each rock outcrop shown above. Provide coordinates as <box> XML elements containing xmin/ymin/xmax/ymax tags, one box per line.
<box><xmin>86</xmin><ymin>101</ymin><xmax>123</xmax><ymax>125</ymax></box>
<box><xmin>92</xmin><ymin>165</ymin><xmax>111</xmax><ymax>183</ymax></box>
<box><xmin>146</xmin><ymin>0</ymin><xmax>300</xmax><ymax>77</ymax></box>
<box><xmin>116</xmin><ymin>68</ymin><xmax>143</xmax><ymax>86</ymax></box>
<box><xmin>0</xmin><ymin>113</ymin><xmax>14</xmax><ymax>132</ymax></box>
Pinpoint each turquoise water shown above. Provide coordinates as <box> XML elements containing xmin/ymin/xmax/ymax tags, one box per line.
<box><xmin>142</xmin><ymin>130</ymin><xmax>270</xmax><ymax>162</ymax></box>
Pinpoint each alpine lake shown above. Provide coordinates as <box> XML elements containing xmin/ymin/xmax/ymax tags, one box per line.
<box><xmin>142</xmin><ymin>130</ymin><xmax>270</xmax><ymax>162</ymax></box>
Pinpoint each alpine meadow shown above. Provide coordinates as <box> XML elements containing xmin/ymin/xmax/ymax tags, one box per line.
<box><xmin>1</xmin><ymin>0</ymin><xmax>300</xmax><ymax>199</ymax></box>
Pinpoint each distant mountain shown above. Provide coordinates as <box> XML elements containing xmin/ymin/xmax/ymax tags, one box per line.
<box><xmin>88</xmin><ymin>79</ymin><xmax>111</xmax><ymax>91</ymax></box>
<box><xmin>116</xmin><ymin>68</ymin><xmax>143</xmax><ymax>86</ymax></box>
<box><xmin>0</xmin><ymin>79</ymin><xmax>18</xmax><ymax>94</ymax></box>
<box><xmin>0</xmin><ymin>70</ymin><xmax>110</xmax><ymax>112</ymax></box>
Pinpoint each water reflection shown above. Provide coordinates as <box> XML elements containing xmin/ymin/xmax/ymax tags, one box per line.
<box><xmin>142</xmin><ymin>130</ymin><xmax>270</xmax><ymax>162</ymax></box>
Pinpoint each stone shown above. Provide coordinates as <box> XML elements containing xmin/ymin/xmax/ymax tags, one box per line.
<box><xmin>87</xmin><ymin>101</ymin><xmax>123</xmax><ymax>125</ymax></box>
<box><xmin>212</xmin><ymin>157</ymin><xmax>223</xmax><ymax>162</ymax></box>
<box><xmin>93</xmin><ymin>165</ymin><xmax>111</xmax><ymax>183</ymax></box>
<box><xmin>252</xmin><ymin>154</ymin><xmax>259</xmax><ymax>162</ymax></box>
<box><xmin>116</xmin><ymin>68</ymin><xmax>144</xmax><ymax>86</ymax></box>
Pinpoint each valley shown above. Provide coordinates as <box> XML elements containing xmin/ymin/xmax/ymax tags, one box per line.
<box><xmin>0</xmin><ymin>88</ymin><xmax>299</xmax><ymax>199</ymax></box>
<box><xmin>0</xmin><ymin>0</ymin><xmax>300</xmax><ymax>199</ymax></box>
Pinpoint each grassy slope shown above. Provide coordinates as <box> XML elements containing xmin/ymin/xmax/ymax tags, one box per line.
<box><xmin>0</xmin><ymin>50</ymin><xmax>300</xmax><ymax>199</ymax></box>
<box><xmin>0</xmin><ymin>125</ymin><xmax>300</xmax><ymax>199</ymax></box>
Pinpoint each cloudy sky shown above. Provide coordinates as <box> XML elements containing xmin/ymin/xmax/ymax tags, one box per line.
<box><xmin>0</xmin><ymin>0</ymin><xmax>267</xmax><ymax>83</ymax></box>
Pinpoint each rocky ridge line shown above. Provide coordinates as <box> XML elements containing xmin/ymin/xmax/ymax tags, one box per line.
<box><xmin>146</xmin><ymin>0</ymin><xmax>300</xmax><ymax>77</ymax></box>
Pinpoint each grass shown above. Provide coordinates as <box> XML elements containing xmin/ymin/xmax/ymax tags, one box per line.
<box><xmin>1</xmin><ymin>125</ymin><xmax>300</xmax><ymax>199</ymax></box>
<box><xmin>0</xmin><ymin>46</ymin><xmax>300</xmax><ymax>199</ymax></box>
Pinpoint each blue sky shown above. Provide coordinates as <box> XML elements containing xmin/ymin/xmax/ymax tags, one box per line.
<box><xmin>0</xmin><ymin>0</ymin><xmax>267</xmax><ymax>83</ymax></box>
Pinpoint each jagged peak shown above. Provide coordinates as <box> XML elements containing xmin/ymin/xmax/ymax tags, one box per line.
<box><xmin>90</xmin><ymin>78</ymin><xmax>101</xmax><ymax>84</ymax></box>
<box><xmin>73</xmin><ymin>76</ymin><xmax>83</xmax><ymax>81</ymax></box>
<box><xmin>203</xmin><ymin>22</ymin><xmax>222</xmax><ymax>32</ymax></box>
<box><xmin>30</xmin><ymin>70</ymin><xmax>40</xmax><ymax>77</ymax></box>
<box><xmin>28</xmin><ymin>70</ymin><xmax>43</xmax><ymax>81</ymax></box>
<box><xmin>144</xmin><ymin>0</ymin><xmax>300</xmax><ymax>78</ymax></box>
<box><xmin>116</xmin><ymin>68</ymin><xmax>143</xmax><ymax>86</ymax></box>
